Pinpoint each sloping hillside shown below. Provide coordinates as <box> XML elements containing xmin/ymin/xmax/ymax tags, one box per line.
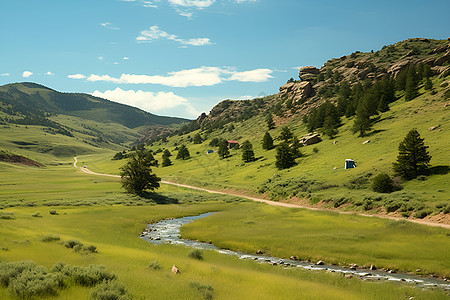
<box><xmin>138</xmin><ymin>38</ymin><xmax>450</xmax><ymax>223</ymax></box>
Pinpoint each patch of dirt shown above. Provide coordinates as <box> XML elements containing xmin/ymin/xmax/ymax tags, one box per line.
<box><xmin>0</xmin><ymin>153</ymin><xmax>44</xmax><ymax>167</ymax></box>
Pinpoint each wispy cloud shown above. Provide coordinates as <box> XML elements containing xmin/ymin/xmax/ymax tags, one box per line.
<box><xmin>1</xmin><ymin>73</ymin><xmax>10</xmax><ymax>76</ymax></box>
<box><xmin>228</xmin><ymin>69</ymin><xmax>273</xmax><ymax>82</ymax></box>
<box><xmin>100</xmin><ymin>22</ymin><xmax>120</xmax><ymax>30</ymax></box>
<box><xmin>137</xmin><ymin>25</ymin><xmax>212</xmax><ymax>46</ymax></box>
<box><xmin>233</xmin><ymin>0</ymin><xmax>257</xmax><ymax>3</ymax></box>
<box><xmin>45</xmin><ymin>71</ymin><xmax>54</xmax><ymax>76</ymax></box>
<box><xmin>168</xmin><ymin>0</ymin><xmax>215</xmax><ymax>9</ymax></box>
<box><xmin>92</xmin><ymin>87</ymin><xmax>199</xmax><ymax>117</ymax></box>
<box><xmin>22</xmin><ymin>71</ymin><xmax>33</xmax><ymax>78</ymax></box>
<box><xmin>68</xmin><ymin>66</ymin><xmax>274</xmax><ymax>87</ymax></box>
<box><xmin>67</xmin><ymin>74</ymin><xmax>86</xmax><ymax>79</ymax></box>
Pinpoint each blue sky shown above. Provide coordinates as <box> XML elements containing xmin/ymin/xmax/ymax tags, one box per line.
<box><xmin>1</xmin><ymin>0</ymin><xmax>449</xmax><ymax>119</ymax></box>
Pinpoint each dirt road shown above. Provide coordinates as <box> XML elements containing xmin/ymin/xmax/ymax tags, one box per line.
<box><xmin>73</xmin><ymin>157</ymin><xmax>450</xmax><ymax>229</ymax></box>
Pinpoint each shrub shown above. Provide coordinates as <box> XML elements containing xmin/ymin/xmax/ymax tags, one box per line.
<box><xmin>91</xmin><ymin>280</ymin><xmax>130</xmax><ymax>300</ymax></box>
<box><xmin>0</xmin><ymin>212</ymin><xmax>15</xmax><ymax>220</ymax></box>
<box><xmin>190</xmin><ymin>281</ymin><xmax>214</xmax><ymax>300</ymax></box>
<box><xmin>61</xmin><ymin>265</ymin><xmax>116</xmax><ymax>286</ymax></box>
<box><xmin>84</xmin><ymin>245</ymin><xmax>97</xmax><ymax>253</ymax></box>
<box><xmin>41</xmin><ymin>235</ymin><xmax>61</xmax><ymax>243</ymax></box>
<box><xmin>7</xmin><ymin>267</ymin><xmax>66</xmax><ymax>298</ymax></box>
<box><xmin>31</xmin><ymin>212</ymin><xmax>42</xmax><ymax>218</ymax></box>
<box><xmin>414</xmin><ymin>210</ymin><xmax>430</xmax><ymax>219</ymax></box>
<box><xmin>371</xmin><ymin>173</ymin><xmax>396</xmax><ymax>193</ymax></box>
<box><xmin>148</xmin><ymin>260</ymin><xmax>161</xmax><ymax>270</ymax></box>
<box><xmin>0</xmin><ymin>261</ymin><xmax>36</xmax><ymax>286</ymax></box>
<box><xmin>188</xmin><ymin>249</ymin><xmax>204</xmax><ymax>260</ymax></box>
<box><xmin>49</xmin><ymin>210</ymin><xmax>58</xmax><ymax>215</ymax></box>
<box><xmin>313</xmin><ymin>147</ymin><xmax>319</xmax><ymax>153</ymax></box>
<box><xmin>64</xmin><ymin>239</ymin><xmax>83</xmax><ymax>249</ymax></box>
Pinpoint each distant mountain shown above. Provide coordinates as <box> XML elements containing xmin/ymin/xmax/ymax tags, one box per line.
<box><xmin>0</xmin><ymin>82</ymin><xmax>189</xmax><ymax>129</ymax></box>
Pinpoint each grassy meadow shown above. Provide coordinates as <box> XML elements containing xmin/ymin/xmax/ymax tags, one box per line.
<box><xmin>0</xmin><ymin>160</ymin><xmax>449</xmax><ymax>299</ymax></box>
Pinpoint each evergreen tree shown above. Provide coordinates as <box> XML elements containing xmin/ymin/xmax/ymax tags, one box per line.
<box><xmin>422</xmin><ymin>64</ymin><xmax>432</xmax><ymax>78</ymax></box>
<box><xmin>279</xmin><ymin>126</ymin><xmax>293</xmax><ymax>142</ymax></box>
<box><xmin>352</xmin><ymin>100</ymin><xmax>372</xmax><ymax>136</ymax></box>
<box><xmin>193</xmin><ymin>133</ymin><xmax>203</xmax><ymax>144</ymax></box>
<box><xmin>266</xmin><ymin>113</ymin><xmax>275</xmax><ymax>130</ymax></box>
<box><xmin>424</xmin><ymin>77</ymin><xmax>433</xmax><ymax>91</ymax></box>
<box><xmin>290</xmin><ymin>136</ymin><xmax>303</xmax><ymax>158</ymax></box>
<box><xmin>405</xmin><ymin>65</ymin><xmax>418</xmax><ymax>101</ymax></box>
<box><xmin>120</xmin><ymin>148</ymin><xmax>160</xmax><ymax>194</ymax></box>
<box><xmin>261</xmin><ymin>132</ymin><xmax>274</xmax><ymax>150</ymax></box>
<box><xmin>323</xmin><ymin>116</ymin><xmax>338</xmax><ymax>138</ymax></box>
<box><xmin>241</xmin><ymin>140</ymin><xmax>255</xmax><ymax>162</ymax></box>
<box><xmin>275</xmin><ymin>142</ymin><xmax>296</xmax><ymax>169</ymax></box>
<box><xmin>377</xmin><ymin>95</ymin><xmax>389</xmax><ymax>112</ymax></box>
<box><xmin>217</xmin><ymin>139</ymin><xmax>229</xmax><ymax>158</ymax></box>
<box><xmin>161</xmin><ymin>149</ymin><xmax>172</xmax><ymax>167</ymax></box>
<box><xmin>393</xmin><ymin>129</ymin><xmax>431</xmax><ymax>179</ymax></box>
<box><xmin>176</xmin><ymin>145</ymin><xmax>190</xmax><ymax>160</ymax></box>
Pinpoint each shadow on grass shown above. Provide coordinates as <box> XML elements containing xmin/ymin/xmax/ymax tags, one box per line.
<box><xmin>428</xmin><ymin>165</ymin><xmax>449</xmax><ymax>176</ymax></box>
<box><xmin>366</xmin><ymin>129</ymin><xmax>386</xmax><ymax>136</ymax></box>
<box><xmin>139</xmin><ymin>192</ymin><xmax>179</xmax><ymax>204</ymax></box>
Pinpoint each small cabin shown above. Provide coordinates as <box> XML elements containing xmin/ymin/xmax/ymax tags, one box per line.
<box><xmin>300</xmin><ymin>133</ymin><xmax>322</xmax><ymax>145</ymax></box>
<box><xmin>345</xmin><ymin>159</ymin><xmax>356</xmax><ymax>169</ymax></box>
<box><xmin>206</xmin><ymin>149</ymin><xmax>214</xmax><ymax>155</ymax></box>
<box><xmin>227</xmin><ymin>140</ymin><xmax>240</xmax><ymax>149</ymax></box>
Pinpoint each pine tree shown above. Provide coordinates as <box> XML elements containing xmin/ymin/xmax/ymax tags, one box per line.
<box><xmin>279</xmin><ymin>126</ymin><xmax>293</xmax><ymax>143</ymax></box>
<box><xmin>120</xmin><ymin>148</ymin><xmax>160</xmax><ymax>194</ymax></box>
<box><xmin>217</xmin><ymin>139</ymin><xmax>229</xmax><ymax>158</ymax></box>
<box><xmin>404</xmin><ymin>65</ymin><xmax>418</xmax><ymax>101</ymax></box>
<box><xmin>424</xmin><ymin>77</ymin><xmax>433</xmax><ymax>91</ymax></box>
<box><xmin>290</xmin><ymin>136</ymin><xmax>303</xmax><ymax>158</ymax></box>
<box><xmin>266</xmin><ymin>114</ymin><xmax>275</xmax><ymax>130</ymax></box>
<box><xmin>275</xmin><ymin>142</ymin><xmax>296</xmax><ymax>169</ymax></box>
<box><xmin>393</xmin><ymin>129</ymin><xmax>431</xmax><ymax>180</ymax></box>
<box><xmin>352</xmin><ymin>98</ymin><xmax>372</xmax><ymax>136</ymax></box>
<box><xmin>261</xmin><ymin>132</ymin><xmax>274</xmax><ymax>150</ymax></box>
<box><xmin>176</xmin><ymin>145</ymin><xmax>190</xmax><ymax>160</ymax></box>
<box><xmin>161</xmin><ymin>149</ymin><xmax>172</xmax><ymax>167</ymax></box>
<box><xmin>193</xmin><ymin>133</ymin><xmax>203</xmax><ymax>144</ymax></box>
<box><xmin>241</xmin><ymin>140</ymin><xmax>255</xmax><ymax>162</ymax></box>
<box><xmin>377</xmin><ymin>95</ymin><xmax>389</xmax><ymax>112</ymax></box>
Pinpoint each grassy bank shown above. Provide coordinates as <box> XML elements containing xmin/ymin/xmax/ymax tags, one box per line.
<box><xmin>182</xmin><ymin>203</ymin><xmax>450</xmax><ymax>278</ymax></box>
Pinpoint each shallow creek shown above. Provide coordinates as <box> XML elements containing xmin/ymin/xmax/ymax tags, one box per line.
<box><xmin>140</xmin><ymin>212</ymin><xmax>449</xmax><ymax>290</ymax></box>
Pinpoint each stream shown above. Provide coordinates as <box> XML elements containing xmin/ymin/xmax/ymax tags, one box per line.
<box><xmin>140</xmin><ymin>212</ymin><xmax>449</xmax><ymax>290</ymax></box>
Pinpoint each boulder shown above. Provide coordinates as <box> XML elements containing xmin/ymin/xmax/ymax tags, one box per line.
<box><xmin>290</xmin><ymin>256</ymin><xmax>298</xmax><ymax>261</ymax></box>
<box><xmin>345</xmin><ymin>274</ymin><xmax>353</xmax><ymax>279</ymax></box>
<box><xmin>171</xmin><ymin>265</ymin><xmax>181</xmax><ymax>274</ymax></box>
<box><xmin>316</xmin><ymin>260</ymin><xmax>325</xmax><ymax>265</ymax></box>
<box><xmin>370</xmin><ymin>264</ymin><xmax>376</xmax><ymax>271</ymax></box>
<box><xmin>428</xmin><ymin>126</ymin><xmax>439</xmax><ymax>131</ymax></box>
<box><xmin>300</xmin><ymin>133</ymin><xmax>322</xmax><ymax>145</ymax></box>
<box><xmin>298</xmin><ymin>66</ymin><xmax>320</xmax><ymax>82</ymax></box>
<box><xmin>256</xmin><ymin>250</ymin><xmax>263</xmax><ymax>254</ymax></box>
<box><xmin>278</xmin><ymin>81</ymin><xmax>313</xmax><ymax>102</ymax></box>
<box><xmin>363</xmin><ymin>140</ymin><xmax>370</xmax><ymax>144</ymax></box>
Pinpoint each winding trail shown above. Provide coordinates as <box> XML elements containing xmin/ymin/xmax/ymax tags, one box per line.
<box><xmin>73</xmin><ymin>157</ymin><xmax>450</xmax><ymax>229</ymax></box>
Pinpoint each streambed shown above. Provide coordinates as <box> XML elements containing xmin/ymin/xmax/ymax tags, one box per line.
<box><xmin>140</xmin><ymin>213</ymin><xmax>449</xmax><ymax>290</ymax></box>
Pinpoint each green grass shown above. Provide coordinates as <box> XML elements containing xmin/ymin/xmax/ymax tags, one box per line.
<box><xmin>182</xmin><ymin>203</ymin><xmax>450</xmax><ymax>277</ymax></box>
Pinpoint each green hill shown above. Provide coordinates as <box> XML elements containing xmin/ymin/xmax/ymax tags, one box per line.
<box><xmin>133</xmin><ymin>38</ymin><xmax>450</xmax><ymax>221</ymax></box>
<box><xmin>0</xmin><ymin>82</ymin><xmax>189</xmax><ymax>165</ymax></box>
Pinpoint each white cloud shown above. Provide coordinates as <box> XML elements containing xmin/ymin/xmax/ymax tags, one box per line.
<box><xmin>69</xmin><ymin>67</ymin><xmax>274</xmax><ymax>87</ymax></box>
<box><xmin>123</xmin><ymin>57</ymin><xmax>129</xmax><ymax>60</ymax></box>
<box><xmin>137</xmin><ymin>25</ymin><xmax>212</xmax><ymax>46</ymax></box>
<box><xmin>234</xmin><ymin>0</ymin><xmax>256</xmax><ymax>3</ymax></box>
<box><xmin>22</xmin><ymin>71</ymin><xmax>33</xmax><ymax>78</ymax></box>
<box><xmin>1</xmin><ymin>73</ymin><xmax>10</xmax><ymax>76</ymax></box>
<box><xmin>98</xmin><ymin>56</ymin><xmax>104</xmax><ymax>60</ymax></box>
<box><xmin>68</xmin><ymin>74</ymin><xmax>86</xmax><ymax>79</ymax></box>
<box><xmin>91</xmin><ymin>88</ymin><xmax>199</xmax><ymax>117</ymax></box>
<box><xmin>168</xmin><ymin>0</ymin><xmax>215</xmax><ymax>8</ymax></box>
<box><xmin>100</xmin><ymin>22</ymin><xmax>120</xmax><ymax>30</ymax></box>
<box><xmin>45</xmin><ymin>72</ymin><xmax>54</xmax><ymax>76</ymax></box>
<box><xmin>228</xmin><ymin>69</ymin><xmax>273</xmax><ymax>82</ymax></box>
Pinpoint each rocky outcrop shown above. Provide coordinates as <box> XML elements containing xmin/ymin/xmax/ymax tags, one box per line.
<box><xmin>278</xmin><ymin>81</ymin><xmax>313</xmax><ymax>102</ymax></box>
<box><xmin>388</xmin><ymin>60</ymin><xmax>412</xmax><ymax>77</ymax></box>
<box><xmin>299</xmin><ymin>66</ymin><xmax>320</xmax><ymax>82</ymax></box>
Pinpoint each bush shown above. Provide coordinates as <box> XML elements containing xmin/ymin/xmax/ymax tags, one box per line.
<box><xmin>31</xmin><ymin>212</ymin><xmax>42</xmax><ymax>218</ymax></box>
<box><xmin>84</xmin><ymin>245</ymin><xmax>97</xmax><ymax>253</ymax></box>
<box><xmin>371</xmin><ymin>173</ymin><xmax>396</xmax><ymax>193</ymax></box>
<box><xmin>0</xmin><ymin>261</ymin><xmax>36</xmax><ymax>286</ymax></box>
<box><xmin>188</xmin><ymin>249</ymin><xmax>204</xmax><ymax>260</ymax></box>
<box><xmin>190</xmin><ymin>281</ymin><xmax>214</xmax><ymax>300</ymax></box>
<box><xmin>41</xmin><ymin>235</ymin><xmax>61</xmax><ymax>243</ymax></box>
<box><xmin>414</xmin><ymin>210</ymin><xmax>430</xmax><ymax>219</ymax></box>
<box><xmin>148</xmin><ymin>260</ymin><xmax>161</xmax><ymax>270</ymax></box>
<box><xmin>8</xmin><ymin>268</ymin><xmax>65</xmax><ymax>298</ymax></box>
<box><xmin>49</xmin><ymin>210</ymin><xmax>58</xmax><ymax>215</ymax></box>
<box><xmin>64</xmin><ymin>239</ymin><xmax>83</xmax><ymax>249</ymax></box>
<box><xmin>0</xmin><ymin>212</ymin><xmax>15</xmax><ymax>220</ymax></box>
<box><xmin>91</xmin><ymin>280</ymin><xmax>130</xmax><ymax>300</ymax></box>
<box><xmin>61</xmin><ymin>265</ymin><xmax>116</xmax><ymax>286</ymax></box>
